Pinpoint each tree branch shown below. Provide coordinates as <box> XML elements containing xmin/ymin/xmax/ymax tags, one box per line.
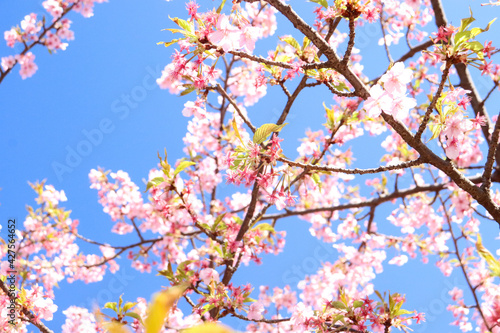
<box><xmin>0</xmin><ymin>280</ymin><xmax>54</xmax><ymax>333</ymax></box>
<box><xmin>276</xmin><ymin>156</ymin><xmax>425</xmax><ymax>175</ymax></box>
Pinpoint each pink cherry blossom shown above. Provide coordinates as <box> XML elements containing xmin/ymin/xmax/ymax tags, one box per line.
<box><xmin>380</xmin><ymin>62</ymin><xmax>414</xmax><ymax>95</ymax></box>
<box><xmin>1</xmin><ymin>56</ymin><xmax>15</xmax><ymax>71</ymax></box>
<box><xmin>248</xmin><ymin>302</ymin><xmax>264</xmax><ymax>320</ymax></box>
<box><xmin>364</xmin><ymin>84</ymin><xmax>392</xmax><ymax>118</ymax></box>
<box><xmin>199</xmin><ymin>268</ymin><xmax>220</xmax><ymax>285</ymax></box>
<box><xmin>17</xmin><ymin>52</ymin><xmax>38</xmax><ymax>79</ymax></box>
<box><xmin>4</xmin><ymin>28</ymin><xmax>21</xmax><ymax>48</ymax></box>
<box><xmin>389</xmin><ymin>254</ymin><xmax>409</xmax><ymax>266</ymax></box>
<box><xmin>42</xmin><ymin>0</ymin><xmax>64</xmax><ymax>19</ymax></box>
<box><xmin>208</xmin><ymin>14</ymin><xmax>240</xmax><ymax>52</ymax></box>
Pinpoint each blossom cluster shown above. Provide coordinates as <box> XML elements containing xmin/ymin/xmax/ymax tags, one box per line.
<box><xmin>1</xmin><ymin>0</ymin><xmax>106</xmax><ymax>80</ymax></box>
<box><xmin>364</xmin><ymin>62</ymin><xmax>417</xmax><ymax>121</ymax></box>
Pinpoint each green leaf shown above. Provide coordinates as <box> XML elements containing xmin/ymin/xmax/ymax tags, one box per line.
<box><xmin>145</xmin><ymin>177</ymin><xmax>165</xmax><ymax>192</ymax></box>
<box><xmin>309</xmin><ymin>0</ymin><xmax>329</xmax><ymax>8</ymax></box>
<box><xmin>332</xmin><ymin>82</ymin><xmax>348</xmax><ymax>92</ymax></box>
<box><xmin>163</xmin><ymin>28</ymin><xmax>186</xmax><ymax>35</ymax></box>
<box><xmin>388</xmin><ymin>293</ymin><xmax>395</xmax><ymax>311</ymax></box>
<box><xmin>176</xmin><ymin>260</ymin><xmax>196</xmax><ymax>274</ymax></box>
<box><xmin>243</xmin><ymin>297</ymin><xmax>257</xmax><ymax>303</ymax></box>
<box><xmin>275</xmin><ymin>54</ymin><xmax>291</xmax><ymax>63</ymax></box>
<box><xmin>333</xmin><ymin>314</ymin><xmax>346</xmax><ymax>324</ymax></box>
<box><xmin>476</xmin><ymin>234</ymin><xmax>500</xmax><ymax>276</ymax></box>
<box><xmin>463</xmin><ymin>41</ymin><xmax>485</xmax><ymax>59</ymax></box>
<box><xmin>484</xmin><ymin>18</ymin><xmax>497</xmax><ymax>33</ymax></box>
<box><xmin>302</xmin><ymin>36</ymin><xmax>311</xmax><ymax>50</ymax></box>
<box><xmin>170</xmin><ymin>17</ymin><xmax>194</xmax><ymax>34</ymax></box>
<box><xmin>253</xmin><ymin>223</ymin><xmax>275</xmax><ymax>234</ymax></box>
<box><xmin>252</xmin><ymin>123</ymin><xmax>288</xmax><ymax>144</ymax></box>
<box><xmin>231</xmin><ymin>118</ymin><xmax>245</xmax><ymax>146</ymax></box>
<box><xmin>310</xmin><ymin>172</ymin><xmax>322</xmax><ymax>190</ymax></box>
<box><xmin>124</xmin><ymin>311</ymin><xmax>144</xmax><ymax>325</ymax></box>
<box><xmin>429</xmin><ymin>123</ymin><xmax>443</xmax><ymax>141</ymax></box>
<box><xmin>458</xmin><ymin>9</ymin><xmax>475</xmax><ymax>33</ymax></box>
<box><xmin>173</xmin><ymin>161</ymin><xmax>196</xmax><ymax>177</ymax></box>
<box><xmin>123</xmin><ymin>302</ymin><xmax>137</xmax><ymax>313</ymax></box>
<box><xmin>454</xmin><ymin>31</ymin><xmax>472</xmax><ymax>47</ymax></box>
<box><xmin>331</xmin><ymin>301</ymin><xmax>347</xmax><ymax>310</ymax></box>
<box><xmin>394</xmin><ymin>309</ymin><xmax>414</xmax><ymax>316</ymax></box>
<box><xmin>353</xmin><ymin>300</ymin><xmax>364</xmax><ymax>308</ymax></box>
<box><xmin>104</xmin><ymin>302</ymin><xmax>118</xmax><ymax>313</ymax></box>
<box><xmin>180</xmin><ymin>86</ymin><xmax>196</xmax><ymax>96</ymax></box>
<box><xmin>157</xmin><ymin>39</ymin><xmax>180</xmax><ymax>48</ymax></box>
<box><xmin>212</xmin><ymin>213</ymin><xmax>226</xmax><ymax>232</ymax></box>
<box><xmin>280</xmin><ymin>36</ymin><xmax>301</xmax><ymax>51</ymax></box>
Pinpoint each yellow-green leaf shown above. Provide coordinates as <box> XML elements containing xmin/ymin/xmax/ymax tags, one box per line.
<box><xmin>104</xmin><ymin>302</ymin><xmax>118</xmax><ymax>313</ymax></box>
<box><xmin>331</xmin><ymin>301</ymin><xmax>347</xmax><ymax>310</ymax></box>
<box><xmin>458</xmin><ymin>9</ymin><xmax>475</xmax><ymax>33</ymax></box>
<box><xmin>252</xmin><ymin>123</ymin><xmax>287</xmax><ymax>144</ymax></box>
<box><xmin>231</xmin><ymin>118</ymin><xmax>245</xmax><ymax>146</ymax></box>
<box><xmin>476</xmin><ymin>234</ymin><xmax>500</xmax><ymax>276</ymax></box>
<box><xmin>123</xmin><ymin>302</ymin><xmax>137</xmax><ymax>313</ymax></box>
<box><xmin>394</xmin><ymin>309</ymin><xmax>414</xmax><ymax>316</ymax></box>
<box><xmin>311</xmin><ymin>172</ymin><xmax>322</xmax><ymax>190</ymax></box>
<box><xmin>145</xmin><ymin>177</ymin><xmax>165</xmax><ymax>192</ymax></box>
<box><xmin>280</xmin><ymin>36</ymin><xmax>300</xmax><ymax>51</ymax></box>
<box><xmin>252</xmin><ymin>222</ymin><xmax>275</xmax><ymax>234</ymax></box>
<box><xmin>309</xmin><ymin>0</ymin><xmax>329</xmax><ymax>8</ymax></box>
<box><xmin>429</xmin><ymin>123</ymin><xmax>443</xmax><ymax>141</ymax></box>
<box><xmin>171</xmin><ymin>17</ymin><xmax>194</xmax><ymax>34</ymax></box>
<box><xmin>124</xmin><ymin>311</ymin><xmax>143</xmax><ymax>326</ymax></box>
<box><xmin>174</xmin><ymin>161</ymin><xmax>196</xmax><ymax>177</ymax></box>
<box><xmin>180</xmin><ymin>86</ymin><xmax>196</xmax><ymax>96</ymax></box>
<box><xmin>145</xmin><ymin>285</ymin><xmax>187</xmax><ymax>333</ymax></box>
<box><xmin>157</xmin><ymin>39</ymin><xmax>180</xmax><ymax>48</ymax></box>
<box><xmin>353</xmin><ymin>300</ymin><xmax>364</xmax><ymax>308</ymax></box>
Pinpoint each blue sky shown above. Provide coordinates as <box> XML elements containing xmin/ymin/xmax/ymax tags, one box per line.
<box><xmin>1</xmin><ymin>0</ymin><xmax>500</xmax><ymax>332</ymax></box>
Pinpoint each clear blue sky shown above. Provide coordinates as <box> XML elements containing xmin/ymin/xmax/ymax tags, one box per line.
<box><xmin>1</xmin><ymin>0</ymin><xmax>500</xmax><ymax>332</ymax></box>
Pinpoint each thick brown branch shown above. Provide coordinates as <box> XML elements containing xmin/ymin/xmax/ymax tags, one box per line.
<box><xmin>429</xmin><ymin>0</ymin><xmax>499</xmax><ymax>168</ymax></box>
<box><xmin>262</xmin><ymin>176</ymin><xmax>485</xmax><ymax>222</ymax></box>
<box><xmin>262</xmin><ymin>182</ymin><xmax>448</xmax><ymax>221</ymax></box>
<box><xmin>276</xmin><ymin>76</ymin><xmax>308</xmax><ymax>126</ymax></box>
<box><xmin>381</xmin><ymin>113</ymin><xmax>500</xmax><ymax>224</ymax></box>
<box><xmin>482</xmin><ymin>111</ymin><xmax>500</xmax><ymax>191</ymax></box>
<box><xmin>342</xmin><ymin>18</ymin><xmax>356</xmax><ymax>64</ymax></box>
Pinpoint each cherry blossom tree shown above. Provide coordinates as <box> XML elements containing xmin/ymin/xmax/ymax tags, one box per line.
<box><xmin>2</xmin><ymin>0</ymin><xmax>500</xmax><ymax>332</ymax></box>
